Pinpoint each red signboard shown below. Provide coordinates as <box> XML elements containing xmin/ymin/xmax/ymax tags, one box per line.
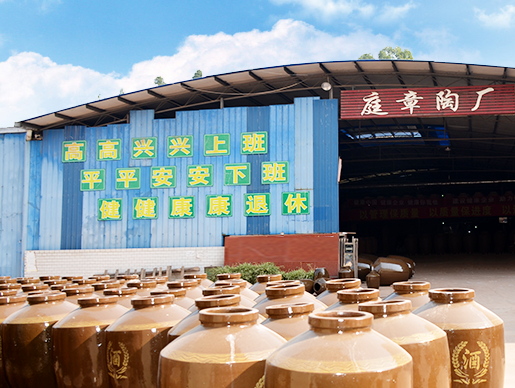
<box><xmin>341</xmin><ymin>84</ymin><xmax>515</xmax><ymax>120</ymax></box>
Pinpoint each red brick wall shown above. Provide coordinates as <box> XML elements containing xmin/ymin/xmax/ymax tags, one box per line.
<box><xmin>224</xmin><ymin>233</ymin><xmax>340</xmax><ymax>276</ymax></box>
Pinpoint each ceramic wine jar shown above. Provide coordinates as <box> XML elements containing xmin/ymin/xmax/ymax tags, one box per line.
<box><xmin>0</xmin><ymin>294</ymin><xmax>27</xmax><ymax>387</ymax></box>
<box><xmin>167</xmin><ymin>294</ymin><xmax>241</xmax><ymax>342</ymax></box>
<box><xmin>265</xmin><ymin>310</ymin><xmax>413</xmax><ymax>387</ymax></box>
<box><xmin>383</xmin><ymin>281</ymin><xmax>431</xmax><ymax>311</ymax></box>
<box><xmin>64</xmin><ymin>286</ymin><xmax>95</xmax><ymax>304</ymax></box>
<box><xmin>254</xmin><ymin>284</ymin><xmax>327</xmax><ymax>318</ymax></box>
<box><xmin>254</xmin><ymin>281</ymin><xmax>302</xmax><ymax>304</ymax></box>
<box><xmin>150</xmin><ymin>288</ymin><xmax>195</xmax><ymax>310</ymax></box>
<box><xmin>125</xmin><ymin>279</ymin><xmax>158</xmax><ymax>296</ymax></box>
<box><xmin>360</xmin><ymin>300</ymin><xmax>451</xmax><ymax>388</ymax></box>
<box><xmin>316</xmin><ymin>278</ymin><xmax>361</xmax><ymax>306</ymax></box>
<box><xmin>325</xmin><ymin>288</ymin><xmax>380</xmax><ymax>311</ymax></box>
<box><xmin>105</xmin><ymin>295</ymin><xmax>190</xmax><ymax>388</ymax></box>
<box><xmin>358</xmin><ymin>256</ymin><xmax>374</xmax><ymax>280</ymax></box>
<box><xmin>201</xmin><ymin>285</ymin><xmax>256</xmax><ymax>309</ymax></box>
<box><xmin>53</xmin><ymin>296</ymin><xmax>129</xmax><ymax>388</ymax></box>
<box><xmin>2</xmin><ymin>292</ymin><xmax>78</xmax><ymax>388</ymax></box>
<box><xmin>167</xmin><ymin>279</ymin><xmax>204</xmax><ymax>300</ymax></box>
<box><xmin>261</xmin><ymin>302</ymin><xmax>314</xmax><ymax>340</ymax></box>
<box><xmin>414</xmin><ymin>288</ymin><xmax>505</xmax><ymax>388</ymax></box>
<box><xmin>184</xmin><ymin>273</ymin><xmax>213</xmax><ymax>288</ymax></box>
<box><xmin>159</xmin><ymin>306</ymin><xmax>287</xmax><ymax>388</ymax></box>
<box><xmin>250</xmin><ymin>274</ymin><xmax>283</xmax><ymax>295</ymax></box>
<box><xmin>373</xmin><ymin>257</ymin><xmax>411</xmax><ymax>286</ymax></box>
<box><xmin>387</xmin><ymin>255</ymin><xmax>416</xmax><ymax>277</ymax></box>
<box><xmin>214</xmin><ymin>279</ymin><xmax>260</xmax><ymax>300</ymax></box>
<box><xmin>216</xmin><ymin>272</ymin><xmax>252</xmax><ymax>288</ymax></box>
<box><xmin>103</xmin><ymin>288</ymin><xmax>137</xmax><ymax>309</ymax></box>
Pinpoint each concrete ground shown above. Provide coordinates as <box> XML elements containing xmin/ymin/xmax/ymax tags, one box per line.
<box><xmin>376</xmin><ymin>253</ymin><xmax>515</xmax><ymax>387</ymax></box>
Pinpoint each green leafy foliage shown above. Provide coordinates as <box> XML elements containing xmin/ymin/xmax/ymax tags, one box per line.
<box><xmin>358</xmin><ymin>53</ymin><xmax>374</xmax><ymax>59</ymax></box>
<box><xmin>378</xmin><ymin>46</ymin><xmax>413</xmax><ymax>60</ymax></box>
<box><xmin>192</xmin><ymin>70</ymin><xmax>203</xmax><ymax>79</ymax></box>
<box><xmin>154</xmin><ymin>76</ymin><xmax>165</xmax><ymax>86</ymax></box>
<box><xmin>206</xmin><ymin>262</ymin><xmax>314</xmax><ymax>284</ymax></box>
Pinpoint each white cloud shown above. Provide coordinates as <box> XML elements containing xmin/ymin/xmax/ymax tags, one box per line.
<box><xmin>474</xmin><ymin>5</ymin><xmax>515</xmax><ymax>28</ymax></box>
<box><xmin>269</xmin><ymin>0</ymin><xmax>375</xmax><ymax>20</ymax></box>
<box><xmin>377</xmin><ymin>2</ymin><xmax>416</xmax><ymax>22</ymax></box>
<box><xmin>0</xmin><ymin>19</ymin><xmax>393</xmax><ymax>127</ymax></box>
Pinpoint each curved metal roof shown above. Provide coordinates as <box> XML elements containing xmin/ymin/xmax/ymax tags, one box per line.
<box><xmin>17</xmin><ymin>60</ymin><xmax>515</xmax><ymax>131</ymax></box>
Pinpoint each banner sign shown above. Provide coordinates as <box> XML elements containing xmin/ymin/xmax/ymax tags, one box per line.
<box><xmin>341</xmin><ymin>84</ymin><xmax>515</xmax><ymax>120</ymax></box>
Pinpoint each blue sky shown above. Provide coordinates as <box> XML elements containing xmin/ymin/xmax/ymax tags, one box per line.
<box><xmin>0</xmin><ymin>0</ymin><xmax>514</xmax><ymax>127</ymax></box>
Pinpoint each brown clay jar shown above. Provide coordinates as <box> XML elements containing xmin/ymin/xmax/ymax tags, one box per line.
<box><xmin>216</xmin><ymin>273</ymin><xmax>252</xmax><ymax>288</ymax></box>
<box><xmin>167</xmin><ymin>279</ymin><xmax>204</xmax><ymax>300</ymax></box>
<box><xmin>0</xmin><ymin>283</ymin><xmax>21</xmax><ymax>293</ymax></box>
<box><xmin>214</xmin><ymin>279</ymin><xmax>260</xmax><ymax>300</ymax></box>
<box><xmin>383</xmin><ymin>281</ymin><xmax>431</xmax><ymax>311</ymax></box>
<box><xmin>415</xmin><ymin>288</ymin><xmax>505</xmax><ymax>388</ymax></box>
<box><xmin>125</xmin><ymin>280</ymin><xmax>158</xmax><ymax>296</ymax></box>
<box><xmin>387</xmin><ymin>255</ymin><xmax>416</xmax><ymax>276</ymax></box>
<box><xmin>92</xmin><ymin>280</ymin><xmax>121</xmax><ymax>292</ymax></box>
<box><xmin>0</xmin><ymin>278</ymin><xmax>18</xmax><ymax>285</ymax></box>
<box><xmin>254</xmin><ymin>280</ymin><xmax>301</xmax><ymax>304</ymax></box>
<box><xmin>150</xmin><ymin>288</ymin><xmax>195</xmax><ymax>310</ymax></box>
<box><xmin>316</xmin><ymin>278</ymin><xmax>361</xmax><ymax>306</ymax></box>
<box><xmin>21</xmin><ymin>283</ymin><xmax>49</xmax><ymax>294</ymax></box>
<box><xmin>0</xmin><ymin>294</ymin><xmax>27</xmax><ymax>387</ymax></box>
<box><xmin>201</xmin><ymin>285</ymin><xmax>256</xmax><ymax>309</ymax></box>
<box><xmin>2</xmin><ymin>292</ymin><xmax>78</xmax><ymax>388</ymax></box>
<box><xmin>262</xmin><ymin>302</ymin><xmax>314</xmax><ymax>340</ymax></box>
<box><xmin>325</xmin><ymin>288</ymin><xmax>381</xmax><ymax>311</ymax></box>
<box><xmin>72</xmin><ymin>278</ymin><xmax>96</xmax><ymax>285</ymax></box>
<box><xmin>254</xmin><ymin>284</ymin><xmax>327</xmax><ymax>318</ymax></box>
<box><xmin>250</xmin><ymin>274</ymin><xmax>283</xmax><ymax>295</ymax></box>
<box><xmin>52</xmin><ymin>296</ymin><xmax>129</xmax><ymax>388</ymax></box>
<box><xmin>64</xmin><ymin>286</ymin><xmax>95</xmax><ymax>304</ymax></box>
<box><xmin>0</xmin><ymin>289</ymin><xmax>19</xmax><ymax>297</ymax></box>
<box><xmin>265</xmin><ymin>310</ymin><xmax>413</xmax><ymax>387</ymax></box>
<box><xmin>103</xmin><ymin>288</ymin><xmax>137</xmax><ymax>309</ymax></box>
<box><xmin>167</xmin><ymin>294</ymin><xmax>241</xmax><ymax>342</ymax></box>
<box><xmin>39</xmin><ymin>276</ymin><xmax>61</xmax><ymax>282</ymax></box>
<box><xmin>159</xmin><ymin>306</ymin><xmax>287</xmax><ymax>387</ymax></box>
<box><xmin>373</xmin><ymin>257</ymin><xmax>411</xmax><ymax>286</ymax></box>
<box><xmin>105</xmin><ymin>295</ymin><xmax>191</xmax><ymax>388</ymax></box>
<box><xmin>360</xmin><ymin>300</ymin><xmax>451</xmax><ymax>388</ymax></box>
<box><xmin>184</xmin><ymin>273</ymin><xmax>213</xmax><ymax>288</ymax></box>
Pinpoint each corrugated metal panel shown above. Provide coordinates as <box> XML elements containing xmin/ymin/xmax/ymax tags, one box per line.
<box><xmin>314</xmin><ymin>99</ymin><xmax>339</xmax><ymax>233</ymax></box>
<box><xmin>0</xmin><ymin>133</ymin><xmax>25</xmax><ymax>276</ymax></box>
<box><xmin>26</xmin><ymin>141</ymin><xmax>43</xmax><ymax>250</ymax></box>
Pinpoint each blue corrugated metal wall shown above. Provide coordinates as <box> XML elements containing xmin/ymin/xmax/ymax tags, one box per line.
<box><xmin>0</xmin><ymin>97</ymin><xmax>338</xmax><ymax>275</ymax></box>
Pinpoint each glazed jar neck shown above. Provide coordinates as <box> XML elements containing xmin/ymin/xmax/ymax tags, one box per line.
<box><xmin>202</xmin><ymin>320</ymin><xmax>258</xmax><ymax>328</ymax></box>
<box><xmin>312</xmin><ymin>327</ymin><xmax>372</xmax><ymax>335</ymax></box>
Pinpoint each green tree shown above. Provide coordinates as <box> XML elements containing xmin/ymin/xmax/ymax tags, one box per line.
<box><xmin>378</xmin><ymin>46</ymin><xmax>413</xmax><ymax>60</ymax></box>
<box><xmin>154</xmin><ymin>76</ymin><xmax>165</xmax><ymax>86</ymax></box>
<box><xmin>192</xmin><ymin>70</ymin><xmax>203</xmax><ymax>79</ymax></box>
<box><xmin>359</xmin><ymin>53</ymin><xmax>374</xmax><ymax>59</ymax></box>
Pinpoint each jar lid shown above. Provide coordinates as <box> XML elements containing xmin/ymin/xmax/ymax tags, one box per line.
<box><xmin>0</xmin><ymin>290</ymin><xmax>18</xmax><ymax>297</ymax></box>
<box><xmin>0</xmin><ymin>294</ymin><xmax>27</xmax><ymax>305</ymax></box>
<box><xmin>429</xmin><ymin>288</ymin><xmax>475</xmax><ymax>303</ymax></box>
<box><xmin>308</xmin><ymin>311</ymin><xmax>373</xmax><ymax>330</ymax></box>
<box><xmin>123</xmin><ymin>274</ymin><xmax>139</xmax><ymax>280</ymax></box>
<box><xmin>1</xmin><ymin>279</ymin><xmax>18</xmax><ymax>284</ymax></box>
<box><xmin>131</xmin><ymin>295</ymin><xmax>173</xmax><ymax>309</ymax></box>
<box><xmin>146</xmin><ymin>276</ymin><xmax>167</xmax><ymax>284</ymax></box>
<box><xmin>50</xmin><ymin>285</ymin><xmax>66</xmax><ymax>291</ymax></box>
<box><xmin>214</xmin><ymin>279</ymin><xmax>246</xmax><ymax>289</ymax></box>
<box><xmin>18</xmin><ymin>278</ymin><xmax>39</xmax><ymax>284</ymax></box>
<box><xmin>72</xmin><ymin>279</ymin><xmax>96</xmax><ymax>285</ymax></box>
<box><xmin>89</xmin><ymin>275</ymin><xmax>110</xmax><ymax>281</ymax></box>
<box><xmin>257</xmin><ymin>274</ymin><xmax>282</xmax><ymax>283</ymax></box>
<box><xmin>216</xmin><ymin>273</ymin><xmax>241</xmax><ymax>280</ymax></box>
<box><xmin>62</xmin><ymin>276</ymin><xmax>83</xmax><ymax>281</ymax></box>
<box><xmin>64</xmin><ymin>286</ymin><xmax>94</xmax><ymax>296</ymax></box>
<box><xmin>199</xmin><ymin>306</ymin><xmax>259</xmax><ymax>324</ymax></box>
<box><xmin>151</xmin><ymin>288</ymin><xmax>187</xmax><ymax>297</ymax></box>
<box><xmin>184</xmin><ymin>273</ymin><xmax>208</xmax><ymax>280</ymax></box>
<box><xmin>0</xmin><ymin>284</ymin><xmax>21</xmax><ymax>290</ymax></box>
<box><xmin>39</xmin><ymin>275</ymin><xmax>60</xmax><ymax>281</ymax></box>
<box><xmin>266</xmin><ymin>280</ymin><xmax>300</xmax><ymax>287</ymax></box>
<box><xmin>359</xmin><ymin>300</ymin><xmax>411</xmax><ymax>316</ymax></box>
<box><xmin>21</xmin><ymin>284</ymin><xmax>49</xmax><ymax>292</ymax></box>
<box><xmin>43</xmin><ymin>279</ymin><xmax>67</xmax><ymax>286</ymax></box>
<box><xmin>202</xmin><ymin>285</ymin><xmax>240</xmax><ymax>296</ymax></box>
<box><xmin>392</xmin><ymin>281</ymin><xmax>430</xmax><ymax>293</ymax></box>
<box><xmin>78</xmin><ymin>296</ymin><xmax>119</xmax><ymax>307</ymax></box>
<box><xmin>104</xmin><ymin>288</ymin><xmax>137</xmax><ymax>296</ymax></box>
<box><xmin>266</xmin><ymin>302</ymin><xmax>315</xmax><ymax>318</ymax></box>
<box><xmin>195</xmin><ymin>294</ymin><xmax>241</xmax><ymax>310</ymax></box>
<box><xmin>326</xmin><ymin>278</ymin><xmax>361</xmax><ymax>292</ymax></box>
<box><xmin>336</xmin><ymin>288</ymin><xmax>380</xmax><ymax>304</ymax></box>
<box><xmin>93</xmin><ymin>281</ymin><xmax>121</xmax><ymax>290</ymax></box>
<box><xmin>28</xmin><ymin>292</ymin><xmax>66</xmax><ymax>304</ymax></box>
<box><xmin>265</xmin><ymin>284</ymin><xmax>305</xmax><ymax>298</ymax></box>
<box><xmin>0</xmin><ymin>276</ymin><xmax>10</xmax><ymax>280</ymax></box>
<box><xmin>167</xmin><ymin>279</ymin><xmax>197</xmax><ymax>289</ymax></box>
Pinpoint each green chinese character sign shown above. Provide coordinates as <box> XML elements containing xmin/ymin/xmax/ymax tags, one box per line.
<box><xmin>282</xmin><ymin>192</ymin><xmax>310</xmax><ymax>215</ymax></box>
<box><xmin>168</xmin><ymin>135</ymin><xmax>193</xmax><ymax>158</ymax></box>
<box><xmin>97</xmin><ymin>139</ymin><xmax>121</xmax><ymax>161</ymax></box>
<box><xmin>204</xmin><ymin>134</ymin><xmax>230</xmax><ymax>156</ymax></box>
<box><xmin>241</xmin><ymin>132</ymin><xmax>267</xmax><ymax>154</ymax></box>
<box><xmin>132</xmin><ymin>137</ymin><xmax>157</xmax><ymax>159</ymax></box>
<box><xmin>116</xmin><ymin>168</ymin><xmax>141</xmax><ymax>190</ymax></box>
<box><xmin>224</xmin><ymin>163</ymin><xmax>251</xmax><ymax>185</ymax></box>
<box><xmin>98</xmin><ymin>198</ymin><xmax>122</xmax><ymax>221</ymax></box>
<box><xmin>62</xmin><ymin>141</ymin><xmax>86</xmax><ymax>162</ymax></box>
<box><xmin>169</xmin><ymin>196</ymin><xmax>195</xmax><ymax>219</ymax></box>
<box><xmin>133</xmin><ymin>197</ymin><xmax>159</xmax><ymax>219</ymax></box>
<box><xmin>151</xmin><ymin>166</ymin><xmax>176</xmax><ymax>188</ymax></box>
<box><xmin>80</xmin><ymin>169</ymin><xmax>105</xmax><ymax>191</ymax></box>
<box><xmin>244</xmin><ymin>193</ymin><xmax>271</xmax><ymax>216</ymax></box>
<box><xmin>262</xmin><ymin>161</ymin><xmax>289</xmax><ymax>184</ymax></box>
<box><xmin>206</xmin><ymin>194</ymin><xmax>232</xmax><ymax>217</ymax></box>
<box><xmin>187</xmin><ymin>165</ymin><xmax>213</xmax><ymax>187</ymax></box>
